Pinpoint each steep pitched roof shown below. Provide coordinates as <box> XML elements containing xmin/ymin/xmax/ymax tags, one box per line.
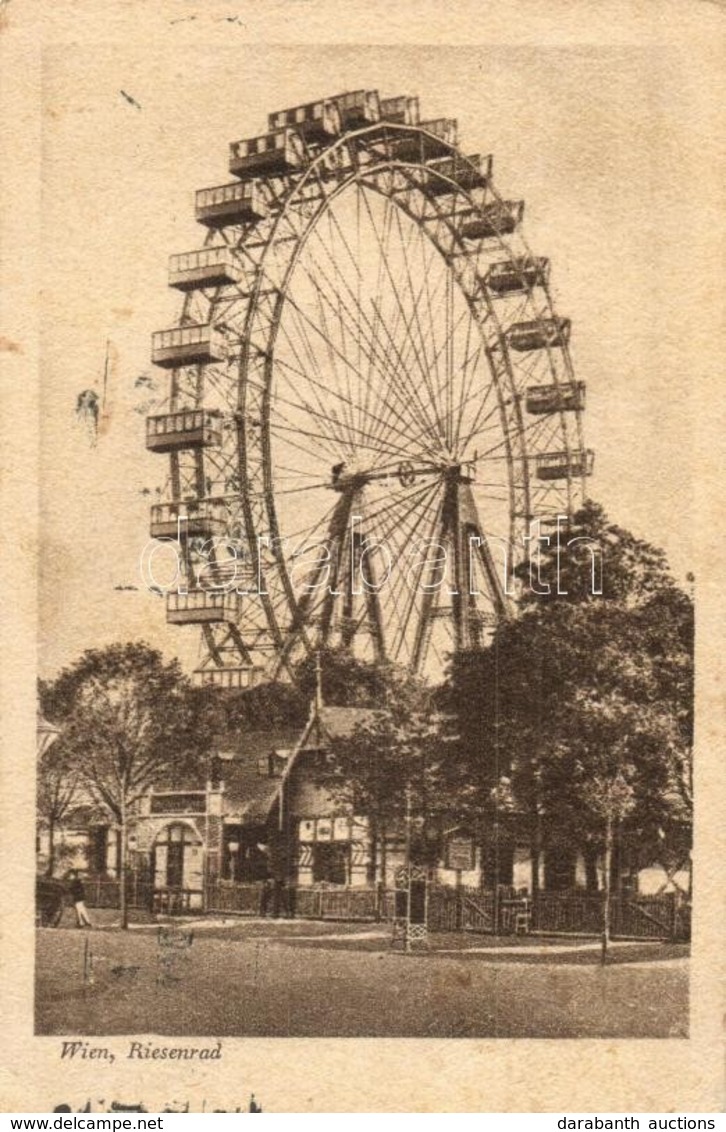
<box><xmin>216</xmin><ymin>729</ymin><xmax>300</xmax><ymax>824</ymax></box>
<box><xmin>149</xmin><ymin>708</ymin><xmax>377</xmax><ymax>827</ymax></box>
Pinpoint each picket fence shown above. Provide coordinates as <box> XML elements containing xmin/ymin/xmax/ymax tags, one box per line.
<box><xmin>82</xmin><ymin>878</ymin><xmax>690</xmax><ymax>941</ymax></box>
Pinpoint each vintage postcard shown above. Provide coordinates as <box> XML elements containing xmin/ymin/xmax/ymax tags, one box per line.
<box><xmin>1</xmin><ymin>0</ymin><xmax>724</xmax><ymax>1114</ymax></box>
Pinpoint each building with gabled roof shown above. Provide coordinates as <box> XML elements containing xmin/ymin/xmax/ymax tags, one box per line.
<box><xmin>119</xmin><ymin>699</ymin><xmax>382</xmax><ymax>910</ymax></box>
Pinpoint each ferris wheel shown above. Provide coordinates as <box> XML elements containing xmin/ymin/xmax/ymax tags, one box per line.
<box><xmin>146</xmin><ymin>90</ymin><xmax>593</xmax><ymax>688</ymax></box>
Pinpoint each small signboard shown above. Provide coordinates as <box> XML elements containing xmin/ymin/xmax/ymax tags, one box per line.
<box><xmin>446</xmin><ymin>834</ymin><xmax>476</xmax><ymax>872</ymax></box>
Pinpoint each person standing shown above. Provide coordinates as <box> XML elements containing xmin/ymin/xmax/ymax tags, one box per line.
<box><xmin>68</xmin><ymin>870</ymin><xmax>92</xmax><ymax>928</ymax></box>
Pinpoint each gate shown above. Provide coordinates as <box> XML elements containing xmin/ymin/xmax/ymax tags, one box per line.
<box><xmin>427</xmin><ymin>885</ymin><xmax>497</xmax><ymax>932</ymax></box>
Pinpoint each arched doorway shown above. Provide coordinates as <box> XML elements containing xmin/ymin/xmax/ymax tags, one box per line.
<box><xmin>152</xmin><ymin>822</ymin><xmax>204</xmax><ymax>912</ymax></box>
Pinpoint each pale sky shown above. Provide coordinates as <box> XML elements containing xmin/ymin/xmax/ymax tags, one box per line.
<box><xmin>36</xmin><ymin>26</ymin><xmax>718</xmax><ymax>677</ymax></box>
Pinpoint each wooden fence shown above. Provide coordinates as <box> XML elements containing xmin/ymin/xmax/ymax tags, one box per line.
<box><xmin>614</xmin><ymin>892</ymin><xmax>690</xmax><ymax>940</ymax></box>
<box><xmin>289</xmin><ymin>885</ymin><xmax>688</xmax><ymax>940</ymax></box>
<box><xmin>83</xmin><ymin>877</ymin><xmax>690</xmax><ymax>940</ymax></box>
<box><xmin>205</xmin><ymin>882</ymin><xmax>267</xmax><ymax>917</ymax></box>
<box><xmin>532</xmin><ymin>891</ymin><xmax>603</xmax><ymax>935</ymax></box>
<box><xmin>427</xmin><ymin>885</ymin><xmax>497</xmax><ymax>932</ymax></box>
<box><xmin>293</xmin><ymin>886</ymin><xmax>391</xmax><ymax>921</ymax></box>
<box><xmin>83</xmin><ymin>876</ymin><xmax>154</xmax><ymax>910</ymax></box>
<box><xmin>532</xmin><ymin>890</ymin><xmax>689</xmax><ymax>940</ymax></box>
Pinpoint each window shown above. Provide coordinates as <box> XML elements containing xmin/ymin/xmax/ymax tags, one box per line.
<box><xmin>312</xmin><ymin>842</ymin><xmax>349</xmax><ymax>886</ymax></box>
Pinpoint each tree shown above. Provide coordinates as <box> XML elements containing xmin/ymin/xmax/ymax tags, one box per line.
<box><xmin>37</xmin><ymin>738</ymin><xmax>78</xmax><ymax>877</ymax></box>
<box><xmin>544</xmin><ymin>690</ymin><xmax>642</xmax><ymax>960</ymax></box>
<box><xmin>442</xmin><ymin>502</ymin><xmax>693</xmax><ymax>898</ymax></box>
<box><xmin>578</xmin><ymin>766</ymin><xmax>635</xmax><ymax>963</ymax></box>
<box><xmin>520</xmin><ymin>499</ymin><xmax>677</xmax><ymax>607</ymax></box>
<box><xmin>42</xmin><ymin>643</ymin><xmax>206</xmax><ymax>928</ymax></box>
<box><xmin>189</xmin><ymin>678</ymin><xmax>307</xmax><ymax>738</ymax></box>
<box><xmin>322</xmin><ymin>673</ymin><xmax>443</xmax><ymax>904</ymax></box>
<box><xmin>296</xmin><ymin>646</ymin><xmax>402</xmax><ymax>707</ymax></box>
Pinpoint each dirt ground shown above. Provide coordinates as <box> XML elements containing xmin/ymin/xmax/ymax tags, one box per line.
<box><xmin>35</xmin><ymin>914</ymin><xmax>689</xmax><ymax>1038</ymax></box>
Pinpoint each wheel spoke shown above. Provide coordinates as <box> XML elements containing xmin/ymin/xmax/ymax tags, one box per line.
<box><xmin>153</xmin><ymin>105</ymin><xmax>589</xmax><ymax>680</ymax></box>
<box><xmin>293</xmin><ymin>206</ymin><xmax>443</xmax><ymax>460</ymax></box>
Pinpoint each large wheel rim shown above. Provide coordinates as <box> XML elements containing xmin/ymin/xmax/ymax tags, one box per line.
<box><xmin>152</xmin><ymin>102</ymin><xmax>590</xmax><ymax>684</ymax></box>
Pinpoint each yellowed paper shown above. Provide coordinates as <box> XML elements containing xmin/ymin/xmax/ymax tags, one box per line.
<box><xmin>1</xmin><ymin>0</ymin><xmax>724</xmax><ymax>1113</ymax></box>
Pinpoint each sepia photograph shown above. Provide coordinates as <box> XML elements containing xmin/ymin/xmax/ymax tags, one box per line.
<box><xmin>2</xmin><ymin>0</ymin><xmax>723</xmax><ymax>1113</ymax></box>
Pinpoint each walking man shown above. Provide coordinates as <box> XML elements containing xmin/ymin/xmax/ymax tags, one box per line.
<box><xmin>68</xmin><ymin>870</ymin><xmax>92</xmax><ymax>928</ymax></box>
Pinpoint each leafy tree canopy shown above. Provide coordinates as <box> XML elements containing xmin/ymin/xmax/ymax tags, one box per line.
<box><xmin>322</xmin><ymin>672</ymin><xmax>446</xmax><ymax>865</ymax></box>
<box><xmin>39</xmin><ymin>642</ymin><xmax>204</xmax><ymax>821</ymax></box>
<box><xmin>518</xmin><ymin>499</ymin><xmax>679</xmax><ymax>607</ymax></box>
<box><xmin>442</xmin><ymin>501</ymin><xmax>693</xmax><ymax>866</ymax></box>
<box><xmin>296</xmin><ymin>647</ymin><xmax>411</xmax><ymax>707</ymax></box>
